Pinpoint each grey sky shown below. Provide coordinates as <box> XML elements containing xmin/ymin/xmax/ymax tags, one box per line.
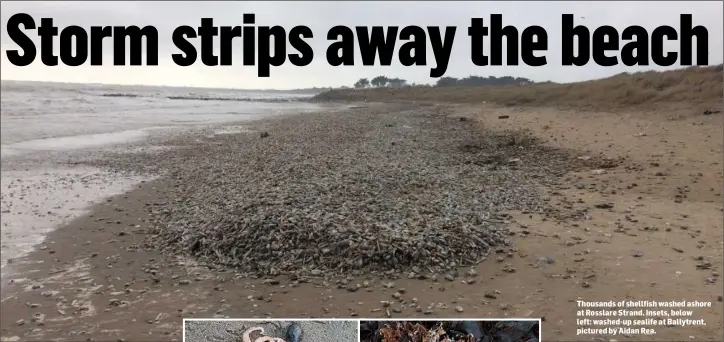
<box><xmin>1</xmin><ymin>1</ymin><xmax>722</xmax><ymax>89</ymax></box>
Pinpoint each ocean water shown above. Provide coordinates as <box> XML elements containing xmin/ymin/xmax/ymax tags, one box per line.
<box><xmin>1</xmin><ymin>80</ymin><xmax>321</xmax><ymax>155</ymax></box>
<box><xmin>0</xmin><ymin>80</ymin><xmax>323</xmax><ymax>281</ymax></box>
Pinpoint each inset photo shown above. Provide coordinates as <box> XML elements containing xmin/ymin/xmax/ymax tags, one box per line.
<box><xmin>183</xmin><ymin>319</ymin><xmax>358</xmax><ymax>342</ymax></box>
<box><xmin>359</xmin><ymin>320</ymin><xmax>540</xmax><ymax>342</ymax></box>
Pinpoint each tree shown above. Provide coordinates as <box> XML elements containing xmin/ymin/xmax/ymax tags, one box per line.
<box><xmin>387</xmin><ymin>78</ymin><xmax>407</xmax><ymax>88</ymax></box>
<box><xmin>354</xmin><ymin>78</ymin><xmax>370</xmax><ymax>89</ymax></box>
<box><xmin>436</xmin><ymin>77</ymin><xmax>459</xmax><ymax>87</ymax></box>
<box><xmin>436</xmin><ymin>75</ymin><xmax>534</xmax><ymax>87</ymax></box>
<box><xmin>371</xmin><ymin>76</ymin><xmax>388</xmax><ymax>87</ymax></box>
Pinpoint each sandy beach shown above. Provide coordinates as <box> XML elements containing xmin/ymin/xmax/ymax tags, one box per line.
<box><xmin>0</xmin><ymin>81</ymin><xmax>721</xmax><ymax>342</ymax></box>
<box><xmin>0</xmin><ymin>0</ymin><xmax>721</xmax><ymax>340</ymax></box>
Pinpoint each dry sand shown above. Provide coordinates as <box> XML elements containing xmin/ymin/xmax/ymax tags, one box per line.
<box><xmin>0</xmin><ymin>101</ymin><xmax>721</xmax><ymax>342</ymax></box>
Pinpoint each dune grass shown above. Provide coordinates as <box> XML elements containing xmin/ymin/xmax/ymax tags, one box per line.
<box><xmin>315</xmin><ymin>65</ymin><xmax>723</xmax><ymax>112</ymax></box>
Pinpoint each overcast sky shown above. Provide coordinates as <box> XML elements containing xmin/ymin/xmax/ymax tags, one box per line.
<box><xmin>1</xmin><ymin>1</ymin><xmax>722</xmax><ymax>89</ymax></box>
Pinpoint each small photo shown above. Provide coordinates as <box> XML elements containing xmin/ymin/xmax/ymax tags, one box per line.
<box><xmin>183</xmin><ymin>319</ymin><xmax>358</xmax><ymax>342</ymax></box>
<box><xmin>359</xmin><ymin>320</ymin><xmax>540</xmax><ymax>342</ymax></box>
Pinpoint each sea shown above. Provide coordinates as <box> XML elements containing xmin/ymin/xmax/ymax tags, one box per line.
<box><xmin>0</xmin><ymin>80</ymin><xmax>325</xmax><ymax>281</ymax></box>
<box><xmin>1</xmin><ymin>80</ymin><xmax>322</xmax><ymax>154</ymax></box>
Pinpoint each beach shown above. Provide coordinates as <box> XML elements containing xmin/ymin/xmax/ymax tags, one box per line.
<box><xmin>1</xmin><ymin>76</ymin><xmax>723</xmax><ymax>341</ymax></box>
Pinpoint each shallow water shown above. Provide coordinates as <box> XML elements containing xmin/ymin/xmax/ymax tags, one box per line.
<box><xmin>1</xmin><ymin>80</ymin><xmax>320</xmax><ymax>151</ymax></box>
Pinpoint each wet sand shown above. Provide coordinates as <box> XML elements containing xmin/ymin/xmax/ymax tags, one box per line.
<box><xmin>0</xmin><ymin>166</ymin><xmax>147</xmax><ymax>283</ymax></box>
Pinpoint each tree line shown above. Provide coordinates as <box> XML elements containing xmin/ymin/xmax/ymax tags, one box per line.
<box><xmin>352</xmin><ymin>75</ymin><xmax>543</xmax><ymax>89</ymax></box>
<box><xmin>354</xmin><ymin>76</ymin><xmax>411</xmax><ymax>89</ymax></box>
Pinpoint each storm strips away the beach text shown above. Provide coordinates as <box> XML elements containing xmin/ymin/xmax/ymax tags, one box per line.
<box><xmin>5</xmin><ymin>13</ymin><xmax>711</xmax><ymax>77</ymax></box>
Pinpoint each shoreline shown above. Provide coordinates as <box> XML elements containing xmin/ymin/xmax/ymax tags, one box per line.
<box><xmin>0</xmin><ymin>166</ymin><xmax>150</xmax><ymax>283</ymax></box>
<box><xmin>0</xmin><ymin>101</ymin><xmax>339</xmax><ymax>283</ymax></box>
<box><xmin>1</xmin><ymin>102</ymin><xmax>722</xmax><ymax>341</ymax></box>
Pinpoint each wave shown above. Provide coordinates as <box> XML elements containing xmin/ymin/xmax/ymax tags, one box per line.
<box><xmin>100</xmin><ymin>93</ymin><xmax>142</xmax><ymax>98</ymax></box>
<box><xmin>165</xmin><ymin>95</ymin><xmax>301</xmax><ymax>103</ymax></box>
<box><xmin>95</xmin><ymin>93</ymin><xmax>306</xmax><ymax>103</ymax></box>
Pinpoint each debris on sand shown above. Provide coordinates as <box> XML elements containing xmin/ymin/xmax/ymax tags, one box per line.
<box><xmin>90</xmin><ymin>105</ymin><xmax>596</xmax><ymax>279</ymax></box>
<box><xmin>360</xmin><ymin>321</ymin><xmax>540</xmax><ymax>342</ymax></box>
<box><xmin>242</xmin><ymin>327</ymin><xmax>286</xmax><ymax>342</ymax></box>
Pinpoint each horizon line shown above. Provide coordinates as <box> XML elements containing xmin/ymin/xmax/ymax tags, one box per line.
<box><xmin>2</xmin><ymin>63</ymin><xmax>721</xmax><ymax>91</ymax></box>
<box><xmin>0</xmin><ymin>78</ymin><xmax>333</xmax><ymax>92</ymax></box>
